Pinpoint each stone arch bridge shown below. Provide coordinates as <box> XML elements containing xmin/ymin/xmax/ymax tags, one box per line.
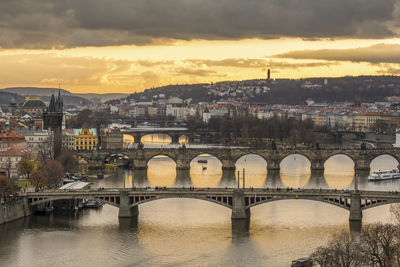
<box><xmin>76</xmin><ymin>148</ymin><xmax>400</xmax><ymax>174</ymax></box>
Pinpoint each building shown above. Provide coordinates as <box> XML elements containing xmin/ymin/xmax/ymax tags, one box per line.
<box><xmin>62</xmin><ymin>129</ymin><xmax>75</xmax><ymax>150</ymax></box>
<box><xmin>0</xmin><ymin>128</ymin><xmax>27</xmax><ymax>150</ymax></box>
<box><xmin>17</xmin><ymin>128</ymin><xmax>52</xmax><ymax>151</ymax></box>
<box><xmin>20</xmin><ymin>97</ymin><xmax>47</xmax><ymax>116</ymax></box>
<box><xmin>351</xmin><ymin>112</ymin><xmax>381</xmax><ymax>132</ymax></box>
<box><xmin>74</xmin><ymin>128</ymin><xmax>97</xmax><ymax>151</ymax></box>
<box><xmin>43</xmin><ymin>91</ymin><xmax>63</xmax><ymax>157</ymax></box>
<box><xmin>102</xmin><ymin>128</ymin><xmax>123</xmax><ymax>149</ymax></box>
<box><xmin>202</xmin><ymin>107</ymin><xmax>211</xmax><ymax>123</ymax></box>
<box><xmin>0</xmin><ymin>147</ymin><xmax>35</xmax><ymax>178</ymax></box>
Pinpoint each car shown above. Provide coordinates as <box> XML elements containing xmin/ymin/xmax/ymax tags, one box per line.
<box><xmin>293</xmin><ymin>188</ymin><xmax>303</xmax><ymax>192</ymax></box>
<box><xmin>342</xmin><ymin>189</ymin><xmax>351</xmax><ymax>194</ymax></box>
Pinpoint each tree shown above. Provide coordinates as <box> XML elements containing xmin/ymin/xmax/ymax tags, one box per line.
<box><xmin>311</xmin><ymin>231</ymin><xmax>362</xmax><ymax>267</ymax></box>
<box><xmin>57</xmin><ymin>150</ymin><xmax>79</xmax><ymax>172</ymax></box>
<box><xmin>29</xmin><ymin>169</ymin><xmax>47</xmax><ymax>189</ymax></box>
<box><xmin>17</xmin><ymin>155</ymin><xmax>39</xmax><ymax>179</ymax></box>
<box><xmin>41</xmin><ymin>160</ymin><xmax>65</xmax><ymax>187</ymax></box>
<box><xmin>360</xmin><ymin>223</ymin><xmax>400</xmax><ymax>267</ymax></box>
<box><xmin>0</xmin><ymin>175</ymin><xmax>14</xmax><ymax>197</ymax></box>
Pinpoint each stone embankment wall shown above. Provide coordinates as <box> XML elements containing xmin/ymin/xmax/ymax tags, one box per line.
<box><xmin>0</xmin><ymin>200</ymin><xmax>31</xmax><ymax>225</ymax></box>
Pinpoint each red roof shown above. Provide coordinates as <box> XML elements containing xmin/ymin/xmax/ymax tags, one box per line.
<box><xmin>0</xmin><ymin>129</ymin><xmax>25</xmax><ymax>141</ymax></box>
<box><xmin>0</xmin><ymin>147</ymin><xmax>35</xmax><ymax>157</ymax></box>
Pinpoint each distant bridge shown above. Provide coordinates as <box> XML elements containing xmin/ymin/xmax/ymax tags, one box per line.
<box><xmin>76</xmin><ymin>147</ymin><xmax>400</xmax><ymax>174</ymax></box>
<box><xmin>25</xmin><ymin>188</ymin><xmax>400</xmax><ymax>228</ymax></box>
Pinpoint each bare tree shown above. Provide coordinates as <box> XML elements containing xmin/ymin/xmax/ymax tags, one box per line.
<box><xmin>311</xmin><ymin>231</ymin><xmax>362</xmax><ymax>267</ymax></box>
<box><xmin>360</xmin><ymin>223</ymin><xmax>400</xmax><ymax>267</ymax></box>
<box><xmin>0</xmin><ymin>175</ymin><xmax>14</xmax><ymax>199</ymax></box>
<box><xmin>29</xmin><ymin>169</ymin><xmax>47</xmax><ymax>189</ymax></box>
<box><xmin>41</xmin><ymin>160</ymin><xmax>65</xmax><ymax>187</ymax></box>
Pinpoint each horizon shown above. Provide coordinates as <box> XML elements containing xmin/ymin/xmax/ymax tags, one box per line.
<box><xmin>2</xmin><ymin>74</ymin><xmax>400</xmax><ymax>95</ymax></box>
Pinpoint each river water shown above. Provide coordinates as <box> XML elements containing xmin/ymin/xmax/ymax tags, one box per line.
<box><xmin>1</xmin><ymin>135</ymin><xmax>400</xmax><ymax>266</ymax></box>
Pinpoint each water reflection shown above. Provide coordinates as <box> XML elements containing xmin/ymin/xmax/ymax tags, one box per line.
<box><xmin>147</xmin><ymin>156</ymin><xmax>176</xmax><ymax>187</ymax></box>
<box><xmin>235</xmin><ymin>154</ymin><xmax>267</xmax><ymax>188</ymax></box>
<box><xmin>280</xmin><ymin>155</ymin><xmax>311</xmax><ymax>188</ymax></box>
<box><xmin>190</xmin><ymin>154</ymin><xmax>222</xmax><ymax>187</ymax></box>
<box><xmin>324</xmin><ymin>155</ymin><xmax>354</xmax><ymax>189</ymax></box>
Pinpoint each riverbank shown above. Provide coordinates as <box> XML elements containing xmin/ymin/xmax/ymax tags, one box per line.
<box><xmin>0</xmin><ymin>200</ymin><xmax>32</xmax><ymax>225</ymax></box>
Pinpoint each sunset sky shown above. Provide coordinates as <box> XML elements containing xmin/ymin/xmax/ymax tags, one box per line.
<box><xmin>1</xmin><ymin>0</ymin><xmax>400</xmax><ymax>93</ymax></box>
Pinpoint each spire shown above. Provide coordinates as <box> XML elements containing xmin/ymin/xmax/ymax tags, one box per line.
<box><xmin>48</xmin><ymin>94</ymin><xmax>56</xmax><ymax>112</ymax></box>
<box><xmin>57</xmin><ymin>88</ymin><xmax>63</xmax><ymax>112</ymax></box>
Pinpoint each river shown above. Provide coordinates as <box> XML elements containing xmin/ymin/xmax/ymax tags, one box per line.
<box><xmin>0</xmin><ymin>135</ymin><xmax>399</xmax><ymax>266</ymax></box>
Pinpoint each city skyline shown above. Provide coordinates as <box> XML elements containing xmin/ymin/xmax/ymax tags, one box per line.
<box><xmin>0</xmin><ymin>0</ymin><xmax>399</xmax><ymax>93</ymax></box>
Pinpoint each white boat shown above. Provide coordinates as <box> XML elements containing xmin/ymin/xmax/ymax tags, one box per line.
<box><xmin>368</xmin><ymin>169</ymin><xmax>400</xmax><ymax>181</ymax></box>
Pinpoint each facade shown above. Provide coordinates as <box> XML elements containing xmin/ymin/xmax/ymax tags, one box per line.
<box><xmin>74</xmin><ymin>128</ymin><xmax>98</xmax><ymax>151</ymax></box>
<box><xmin>18</xmin><ymin>128</ymin><xmax>52</xmax><ymax>151</ymax></box>
<box><xmin>20</xmin><ymin>97</ymin><xmax>47</xmax><ymax>116</ymax></box>
<box><xmin>351</xmin><ymin>112</ymin><xmax>381</xmax><ymax>132</ymax></box>
<box><xmin>0</xmin><ymin>147</ymin><xmax>34</xmax><ymax>178</ymax></box>
<box><xmin>102</xmin><ymin>129</ymin><xmax>123</xmax><ymax>149</ymax></box>
<box><xmin>62</xmin><ymin>129</ymin><xmax>75</xmax><ymax>150</ymax></box>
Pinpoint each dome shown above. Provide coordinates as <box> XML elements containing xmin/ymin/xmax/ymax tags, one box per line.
<box><xmin>21</xmin><ymin>97</ymin><xmax>46</xmax><ymax>108</ymax></box>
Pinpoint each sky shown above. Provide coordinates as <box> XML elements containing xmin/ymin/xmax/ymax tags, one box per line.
<box><xmin>1</xmin><ymin>0</ymin><xmax>400</xmax><ymax>94</ymax></box>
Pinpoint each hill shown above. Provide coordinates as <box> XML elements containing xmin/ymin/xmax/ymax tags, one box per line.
<box><xmin>0</xmin><ymin>91</ymin><xmax>24</xmax><ymax>105</ymax></box>
<box><xmin>118</xmin><ymin>76</ymin><xmax>400</xmax><ymax>105</ymax></box>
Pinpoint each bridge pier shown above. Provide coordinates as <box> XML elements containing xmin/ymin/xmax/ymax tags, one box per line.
<box><xmin>231</xmin><ymin>218</ymin><xmax>250</xmax><ymax>239</ymax></box>
<box><xmin>231</xmin><ymin>190</ymin><xmax>250</xmax><ymax>220</ymax></box>
<box><xmin>175</xmin><ymin>169</ymin><xmax>192</xmax><ymax>186</ymax></box>
<box><xmin>220</xmin><ymin>169</ymin><xmax>237</xmax><ymax>187</ymax></box>
<box><xmin>171</xmin><ymin>134</ymin><xmax>180</xmax><ymax>144</ymax></box>
<box><xmin>119</xmin><ymin>190</ymin><xmax>138</xmax><ymax>218</ymax></box>
<box><xmin>266</xmin><ymin>159</ymin><xmax>280</xmax><ymax>172</ymax></box>
<box><xmin>133</xmin><ymin>159</ymin><xmax>147</xmax><ymax>170</ymax></box>
<box><xmin>354</xmin><ymin>159</ymin><xmax>370</xmax><ymax>174</ymax></box>
<box><xmin>221</xmin><ymin>159</ymin><xmax>236</xmax><ymax>170</ymax></box>
<box><xmin>176</xmin><ymin>159</ymin><xmax>190</xmax><ymax>170</ymax></box>
<box><xmin>310</xmin><ymin>159</ymin><xmax>324</xmax><ymax>176</ymax></box>
<box><xmin>349</xmin><ymin>192</ymin><xmax>362</xmax><ymax>230</ymax></box>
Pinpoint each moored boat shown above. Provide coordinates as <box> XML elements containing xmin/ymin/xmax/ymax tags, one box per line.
<box><xmin>368</xmin><ymin>169</ymin><xmax>400</xmax><ymax>181</ymax></box>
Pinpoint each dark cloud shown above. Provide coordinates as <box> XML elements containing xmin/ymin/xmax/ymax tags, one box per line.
<box><xmin>0</xmin><ymin>0</ymin><xmax>398</xmax><ymax>48</ymax></box>
<box><xmin>275</xmin><ymin>43</ymin><xmax>400</xmax><ymax>64</ymax></box>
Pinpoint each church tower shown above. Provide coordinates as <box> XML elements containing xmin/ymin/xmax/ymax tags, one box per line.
<box><xmin>43</xmin><ymin>90</ymin><xmax>64</xmax><ymax>158</ymax></box>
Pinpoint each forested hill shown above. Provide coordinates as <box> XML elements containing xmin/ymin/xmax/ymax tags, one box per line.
<box><xmin>118</xmin><ymin>76</ymin><xmax>400</xmax><ymax>105</ymax></box>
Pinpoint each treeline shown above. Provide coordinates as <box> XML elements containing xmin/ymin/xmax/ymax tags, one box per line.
<box><xmin>187</xmin><ymin>115</ymin><xmax>315</xmax><ymax>145</ymax></box>
<box><xmin>311</xmin><ymin>214</ymin><xmax>400</xmax><ymax>267</ymax></box>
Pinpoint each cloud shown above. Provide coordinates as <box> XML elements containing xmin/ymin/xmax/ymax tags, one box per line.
<box><xmin>187</xmin><ymin>58</ymin><xmax>336</xmax><ymax>69</ymax></box>
<box><xmin>0</xmin><ymin>0</ymin><xmax>398</xmax><ymax>48</ymax></box>
<box><xmin>275</xmin><ymin>43</ymin><xmax>400</xmax><ymax>64</ymax></box>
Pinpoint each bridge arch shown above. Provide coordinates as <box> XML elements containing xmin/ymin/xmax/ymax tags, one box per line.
<box><xmin>28</xmin><ymin>196</ymin><xmax>120</xmax><ymax>208</ymax></box>
<box><xmin>141</xmin><ymin>133</ymin><xmax>173</xmax><ymax>145</ymax></box>
<box><xmin>369</xmin><ymin>153</ymin><xmax>400</xmax><ymax>172</ymax></box>
<box><xmin>323</xmin><ymin>153</ymin><xmax>355</xmax><ymax>168</ymax></box>
<box><xmin>248</xmin><ymin>197</ymin><xmax>350</xmax><ymax>211</ymax></box>
<box><xmin>129</xmin><ymin>195</ymin><xmax>232</xmax><ymax>209</ymax></box>
<box><xmin>280</xmin><ymin>153</ymin><xmax>312</xmax><ymax>168</ymax></box>
<box><xmin>189</xmin><ymin>152</ymin><xmax>223</xmax><ymax>166</ymax></box>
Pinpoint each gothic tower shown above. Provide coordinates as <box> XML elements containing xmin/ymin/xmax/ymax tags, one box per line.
<box><xmin>43</xmin><ymin>90</ymin><xmax>63</xmax><ymax>158</ymax></box>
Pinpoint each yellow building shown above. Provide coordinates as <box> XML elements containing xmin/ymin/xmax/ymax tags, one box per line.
<box><xmin>351</xmin><ymin>112</ymin><xmax>381</xmax><ymax>132</ymax></box>
<box><xmin>74</xmin><ymin>128</ymin><xmax>97</xmax><ymax>150</ymax></box>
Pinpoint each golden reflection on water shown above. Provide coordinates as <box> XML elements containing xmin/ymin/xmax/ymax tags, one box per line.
<box><xmin>138</xmin><ymin>199</ymin><xmax>231</xmax><ymax>264</ymax></box>
<box><xmin>324</xmin><ymin>155</ymin><xmax>354</xmax><ymax>189</ymax></box>
<box><xmin>190</xmin><ymin>155</ymin><xmax>222</xmax><ymax>187</ymax></box>
<box><xmin>142</xmin><ymin>134</ymin><xmax>172</xmax><ymax>144</ymax></box>
<box><xmin>235</xmin><ymin>154</ymin><xmax>267</xmax><ymax>188</ymax></box>
<box><xmin>123</xmin><ymin>134</ymin><xmax>134</xmax><ymax>147</ymax></box>
<box><xmin>147</xmin><ymin>156</ymin><xmax>176</xmax><ymax>186</ymax></box>
<box><xmin>280</xmin><ymin>155</ymin><xmax>311</xmax><ymax>188</ymax></box>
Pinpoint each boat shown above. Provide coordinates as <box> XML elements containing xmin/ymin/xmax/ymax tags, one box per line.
<box><xmin>368</xmin><ymin>169</ymin><xmax>400</xmax><ymax>181</ymax></box>
<box><xmin>84</xmin><ymin>200</ymin><xmax>104</xmax><ymax>209</ymax></box>
<box><xmin>198</xmin><ymin>159</ymin><xmax>208</xmax><ymax>164</ymax></box>
<box><xmin>105</xmin><ymin>163</ymin><xmax>118</xmax><ymax>167</ymax></box>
